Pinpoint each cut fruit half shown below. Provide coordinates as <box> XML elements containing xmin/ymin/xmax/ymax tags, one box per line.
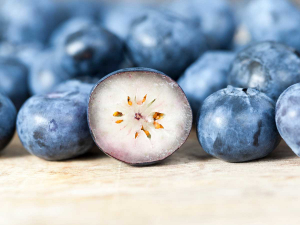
<box><xmin>88</xmin><ymin>68</ymin><xmax>193</xmax><ymax>165</ymax></box>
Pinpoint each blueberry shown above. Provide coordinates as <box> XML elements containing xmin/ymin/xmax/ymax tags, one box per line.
<box><xmin>276</xmin><ymin>83</ymin><xmax>300</xmax><ymax>156</ymax></box>
<box><xmin>17</xmin><ymin>91</ymin><xmax>93</xmax><ymax>161</ymax></box>
<box><xmin>56</xmin><ymin>26</ymin><xmax>124</xmax><ymax>77</ymax></box>
<box><xmin>62</xmin><ymin>0</ymin><xmax>102</xmax><ymax>21</ymax></box>
<box><xmin>197</xmin><ymin>86</ymin><xmax>281</xmax><ymax>162</ymax></box>
<box><xmin>102</xmin><ymin>3</ymin><xmax>151</xmax><ymax>40</ymax></box>
<box><xmin>178</xmin><ymin>51</ymin><xmax>235</xmax><ymax>116</ymax></box>
<box><xmin>0</xmin><ymin>57</ymin><xmax>29</xmax><ymax>110</ymax></box>
<box><xmin>126</xmin><ymin>10</ymin><xmax>207</xmax><ymax>80</ymax></box>
<box><xmin>1</xmin><ymin>0</ymin><xmax>66</xmax><ymax>45</ymax></box>
<box><xmin>28</xmin><ymin>50</ymin><xmax>72</xmax><ymax>95</ymax></box>
<box><xmin>50</xmin><ymin>17</ymin><xmax>97</xmax><ymax>47</ymax></box>
<box><xmin>0</xmin><ymin>94</ymin><xmax>17</xmax><ymax>151</ymax></box>
<box><xmin>0</xmin><ymin>42</ymin><xmax>43</xmax><ymax>67</ymax></box>
<box><xmin>53</xmin><ymin>76</ymin><xmax>99</xmax><ymax>95</ymax></box>
<box><xmin>235</xmin><ymin>0</ymin><xmax>300</xmax><ymax>51</ymax></box>
<box><xmin>88</xmin><ymin>67</ymin><xmax>192</xmax><ymax>165</ymax></box>
<box><xmin>228</xmin><ymin>41</ymin><xmax>300</xmax><ymax>101</ymax></box>
<box><xmin>169</xmin><ymin>0</ymin><xmax>236</xmax><ymax>49</ymax></box>
<box><xmin>0</xmin><ymin>17</ymin><xmax>5</xmax><ymax>41</ymax></box>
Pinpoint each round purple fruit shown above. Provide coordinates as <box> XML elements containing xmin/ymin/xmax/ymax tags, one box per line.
<box><xmin>1</xmin><ymin>0</ymin><xmax>66</xmax><ymax>45</ymax></box>
<box><xmin>28</xmin><ymin>50</ymin><xmax>72</xmax><ymax>95</ymax></box>
<box><xmin>53</xmin><ymin>76</ymin><xmax>99</xmax><ymax>96</ymax></box>
<box><xmin>0</xmin><ymin>94</ymin><xmax>17</xmax><ymax>151</ymax></box>
<box><xmin>228</xmin><ymin>41</ymin><xmax>300</xmax><ymax>101</ymax></box>
<box><xmin>88</xmin><ymin>68</ymin><xmax>193</xmax><ymax>165</ymax></box>
<box><xmin>276</xmin><ymin>83</ymin><xmax>300</xmax><ymax>156</ymax></box>
<box><xmin>0</xmin><ymin>57</ymin><xmax>29</xmax><ymax>110</ymax></box>
<box><xmin>17</xmin><ymin>92</ymin><xmax>94</xmax><ymax>161</ymax></box>
<box><xmin>197</xmin><ymin>86</ymin><xmax>281</xmax><ymax>162</ymax></box>
<box><xmin>126</xmin><ymin>10</ymin><xmax>207</xmax><ymax>80</ymax></box>
<box><xmin>178</xmin><ymin>51</ymin><xmax>235</xmax><ymax>116</ymax></box>
<box><xmin>56</xmin><ymin>26</ymin><xmax>124</xmax><ymax>77</ymax></box>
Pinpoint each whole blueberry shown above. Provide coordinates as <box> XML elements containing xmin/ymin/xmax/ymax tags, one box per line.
<box><xmin>50</xmin><ymin>17</ymin><xmax>97</xmax><ymax>47</ymax></box>
<box><xmin>0</xmin><ymin>42</ymin><xmax>43</xmax><ymax>67</ymax></box>
<box><xmin>169</xmin><ymin>0</ymin><xmax>236</xmax><ymax>49</ymax></box>
<box><xmin>178</xmin><ymin>51</ymin><xmax>235</xmax><ymax>115</ymax></box>
<box><xmin>1</xmin><ymin>0</ymin><xmax>66</xmax><ymax>45</ymax></box>
<box><xmin>0</xmin><ymin>17</ymin><xmax>5</xmax><ymax>41</ymax></box>
<box><xmin>102</xmin><ymin>3</ymin><xmax>151</xmax><ymax>40</ymax></box>
<box><xmin>53</xmin><ymin>76</ymin><xmax>99</xmax><ymax>95</ymax></box>
<box><xmin>0</xmin><ymin>94</ymin><xmax>17</xmax><ymax>151</ymax></box>
<box><xmin>0</xmin><ymin>57</ymin><xmax>29</xmax><ymax>110</ymax></box>
<box><xmin>15</xmin><ymin>44</ymin><xmax>44</xmax><ymax>68</ymax></box>
<box><xmin>62</xmin><ymin>0</ymin><xmax>101</xmax><ymax>21</ymax></box>
<box><xmin>228</xmin><ymin>41</ymin><xmax>300</xmax><ymax>101</ymax></box>
<box><xmin>17</xmin><ymin>91</ymin><xmax>94</xmax><ymax>161</ymax></box>
<box><xmin>28</xmin><ymin>50</ymin><xmax>72</xmax><ymax>95</ymax></box>
<box><xmin>56</xmin><ymin>26</ymin><xmax>124</xmax><ymax>77</ymax></box>
<box><xmin>197</xmin><ymin>86</ymin><xmax>281</xmax><ymax>162</ymax></box>
<box><xmin>126</xmin><ymin>10</ymin><xmax>207</xmax><ymax>80</ymax></box>
<box><xmin>276</xmin><ymin>83</ymin><xmax>300</xmax><ymax>156</ymax></box>
<box><xmin>234</xmin><ymin>0</ymin><xmax>300</xmax><ymax>51</ymax></box>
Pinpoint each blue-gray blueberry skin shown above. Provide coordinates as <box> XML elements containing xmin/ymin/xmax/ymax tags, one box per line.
<box><xmin>53</xmin><ymin>76</ymin><xmax>99</xmax><ymax>96</ymax></box>
<box><xmin>57</xmin><ymin>26</ymin><xmax>124</xmax><ymax>77</ymax></box>
<box><xmin>276</xmin><ymin>83</ymin><xmax>300</xmax><ymax>157</ymax></box>
<box><xmin>50</xmin><ymin>17</ymin><xmax>97</xmax><ymax>47</ymax></box>
<box><xmin>234</xmin><ymin>0</ymin><xmax>300</xmax><ymax>51</ymax></box>
<box><xmin>126</xmin><ymin>10</ymin><xmax>207</xmax><ymax>80</ymax></box>
<box><xmin>228</xmin><ymin>41</ymin><xmax>300</xmax><ymax>101</ymax></box>
<box><xmin>0</xmin><ymin>42</ymin><xmax>43</xmax><ymax>68</ymax></box>
<box><xmin>168</xmin><ymin>0</ymin><xmax>236</xmax><ymax>50</ymax></box>
<box><xmin>101</xmin><ymin>3</ymin><xmax>152</xmax><ymax>40</ymax></box>
<box><xmin>178</xmin><ymin>51</ymin><xmax>235</xmax><ymax>116</ymax></box>
<box><xmin>0</xmin><ymin>17</ymin><xmax>5</xmax><ymax>41</ymax></box>
<box><xmin>61</xmin><ymin>0</ymin><xmax>102</xmax><ymax>22</ymax></box>
<box><xmin>0</xmin><ymin>0</ymin><xmax>67</xmax><ymax>45</ymax></box>
<box><xmin>17</xmin><ymin>91</ymin><xmax>94</xmax><ymax>161</ymax></box>
<box><xmin>0</xmin><ymin>57</ymin><xmax>29</xmax><ymax>110</ymax></box>
<box><xmin>0</xmin><ymin>94</ymin><xmax>17</xmax><ymax>151</ymax></box>
<box><xmin>29</xmin><ymin>50</ymin><xmax>72</xmax><ymax>95</ymax></box>
<box><xmin>197</xmin><ymin>86</ymin><xmax>281</xmax><ymax>163</ymax></box>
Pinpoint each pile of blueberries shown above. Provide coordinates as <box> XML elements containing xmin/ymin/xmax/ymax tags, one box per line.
<box><xmin>0</xmin><ymin>0</ymin><xmax>300</xmax><ymax>164</ymax></box>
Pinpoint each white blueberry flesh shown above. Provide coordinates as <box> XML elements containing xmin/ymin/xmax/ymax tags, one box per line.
<box><xmin>88</xmin><ymin>68</ymin><xmax>193</xmax><ymax>165</ymax></box>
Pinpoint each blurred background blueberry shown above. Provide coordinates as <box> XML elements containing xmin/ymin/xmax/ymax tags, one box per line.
<box><xmin>228</xmin><ymin>41</ymin><xmax>300</xmax><ymax>101</ymax></box>
<box><xmin>178</xmin><ymin>51</ymin><xmax>235</xmax><ymax>116</ymax></box>
<box><xmin>53</xmin><ymin>76</ymin><xmax>99</xmax><ymax>96</ymax></box>
<box><xmin>56</xmin><ymin>26</ymin><xmax>124</xmax><ymax>77</ymax></box>
<box><xmin>28</xmin><ymin>50</ymin><xmax>72</xmax><ymax>95</ymax></box>
<box><xmin>101</xmin><ymin>2</ymin><xmax>153</xmax><ymax>40</ymax></box>
<box><xmin>0</xmin><ymin>42</ymin><xmax>44</xmax><ymax>68</ymax></box>
<box><xmin>17</xmin><ymin>91</ymin><xmax>94</xmax><ymax>161</ymax></box>
<box><xmin>0</xmin><ymin>57</ymin><xmax>29</xmax><ymax>110</ymax></box>
<box><xmin>233</xmin><ymin>0</ymin><xmax>300</xmax><ymax>51</ymax></box>
<box><xmin>61</xmin><ymin>0</ymin><xmax>103</xmax><ymax>22</ymax></box>
<box><xmin>50</xmin><ymin>17</ymin><xmax>98</xmax><ymax>47</ymax></box>
<box><xmin>0</xmin><ymin>93</ymin><xmax>17</xmax><ymax>151</ymax></box>
<box><xmin>168</xmin><ymin>0</ymin><xmax>236</xmax><ymax>50</ymax></box>
<box><xmin>197</xmin><ymin>86</ymin><xmax>281</xmax><ymax>162</ymax></box>
<box><xmin>0</xmin><ymin>0</ymin><xmax>67</xmax><ymax>45</ymax></box>
<box><xmin>126</xmin><ymin>10</ymin><xmax>207</xmax><ymax>80</ymax></box>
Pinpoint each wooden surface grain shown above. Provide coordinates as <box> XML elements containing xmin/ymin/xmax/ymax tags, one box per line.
<box><xmin>0</xmin><ymin>130</ymin><xmax>300</xmax><ymax>225</ymax></box>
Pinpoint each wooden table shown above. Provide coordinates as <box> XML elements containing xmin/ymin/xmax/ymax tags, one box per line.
<box><xmin>1</xmin><ymin>130</ymin><xmax>299</xmax><ymax>225</ymax></box>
